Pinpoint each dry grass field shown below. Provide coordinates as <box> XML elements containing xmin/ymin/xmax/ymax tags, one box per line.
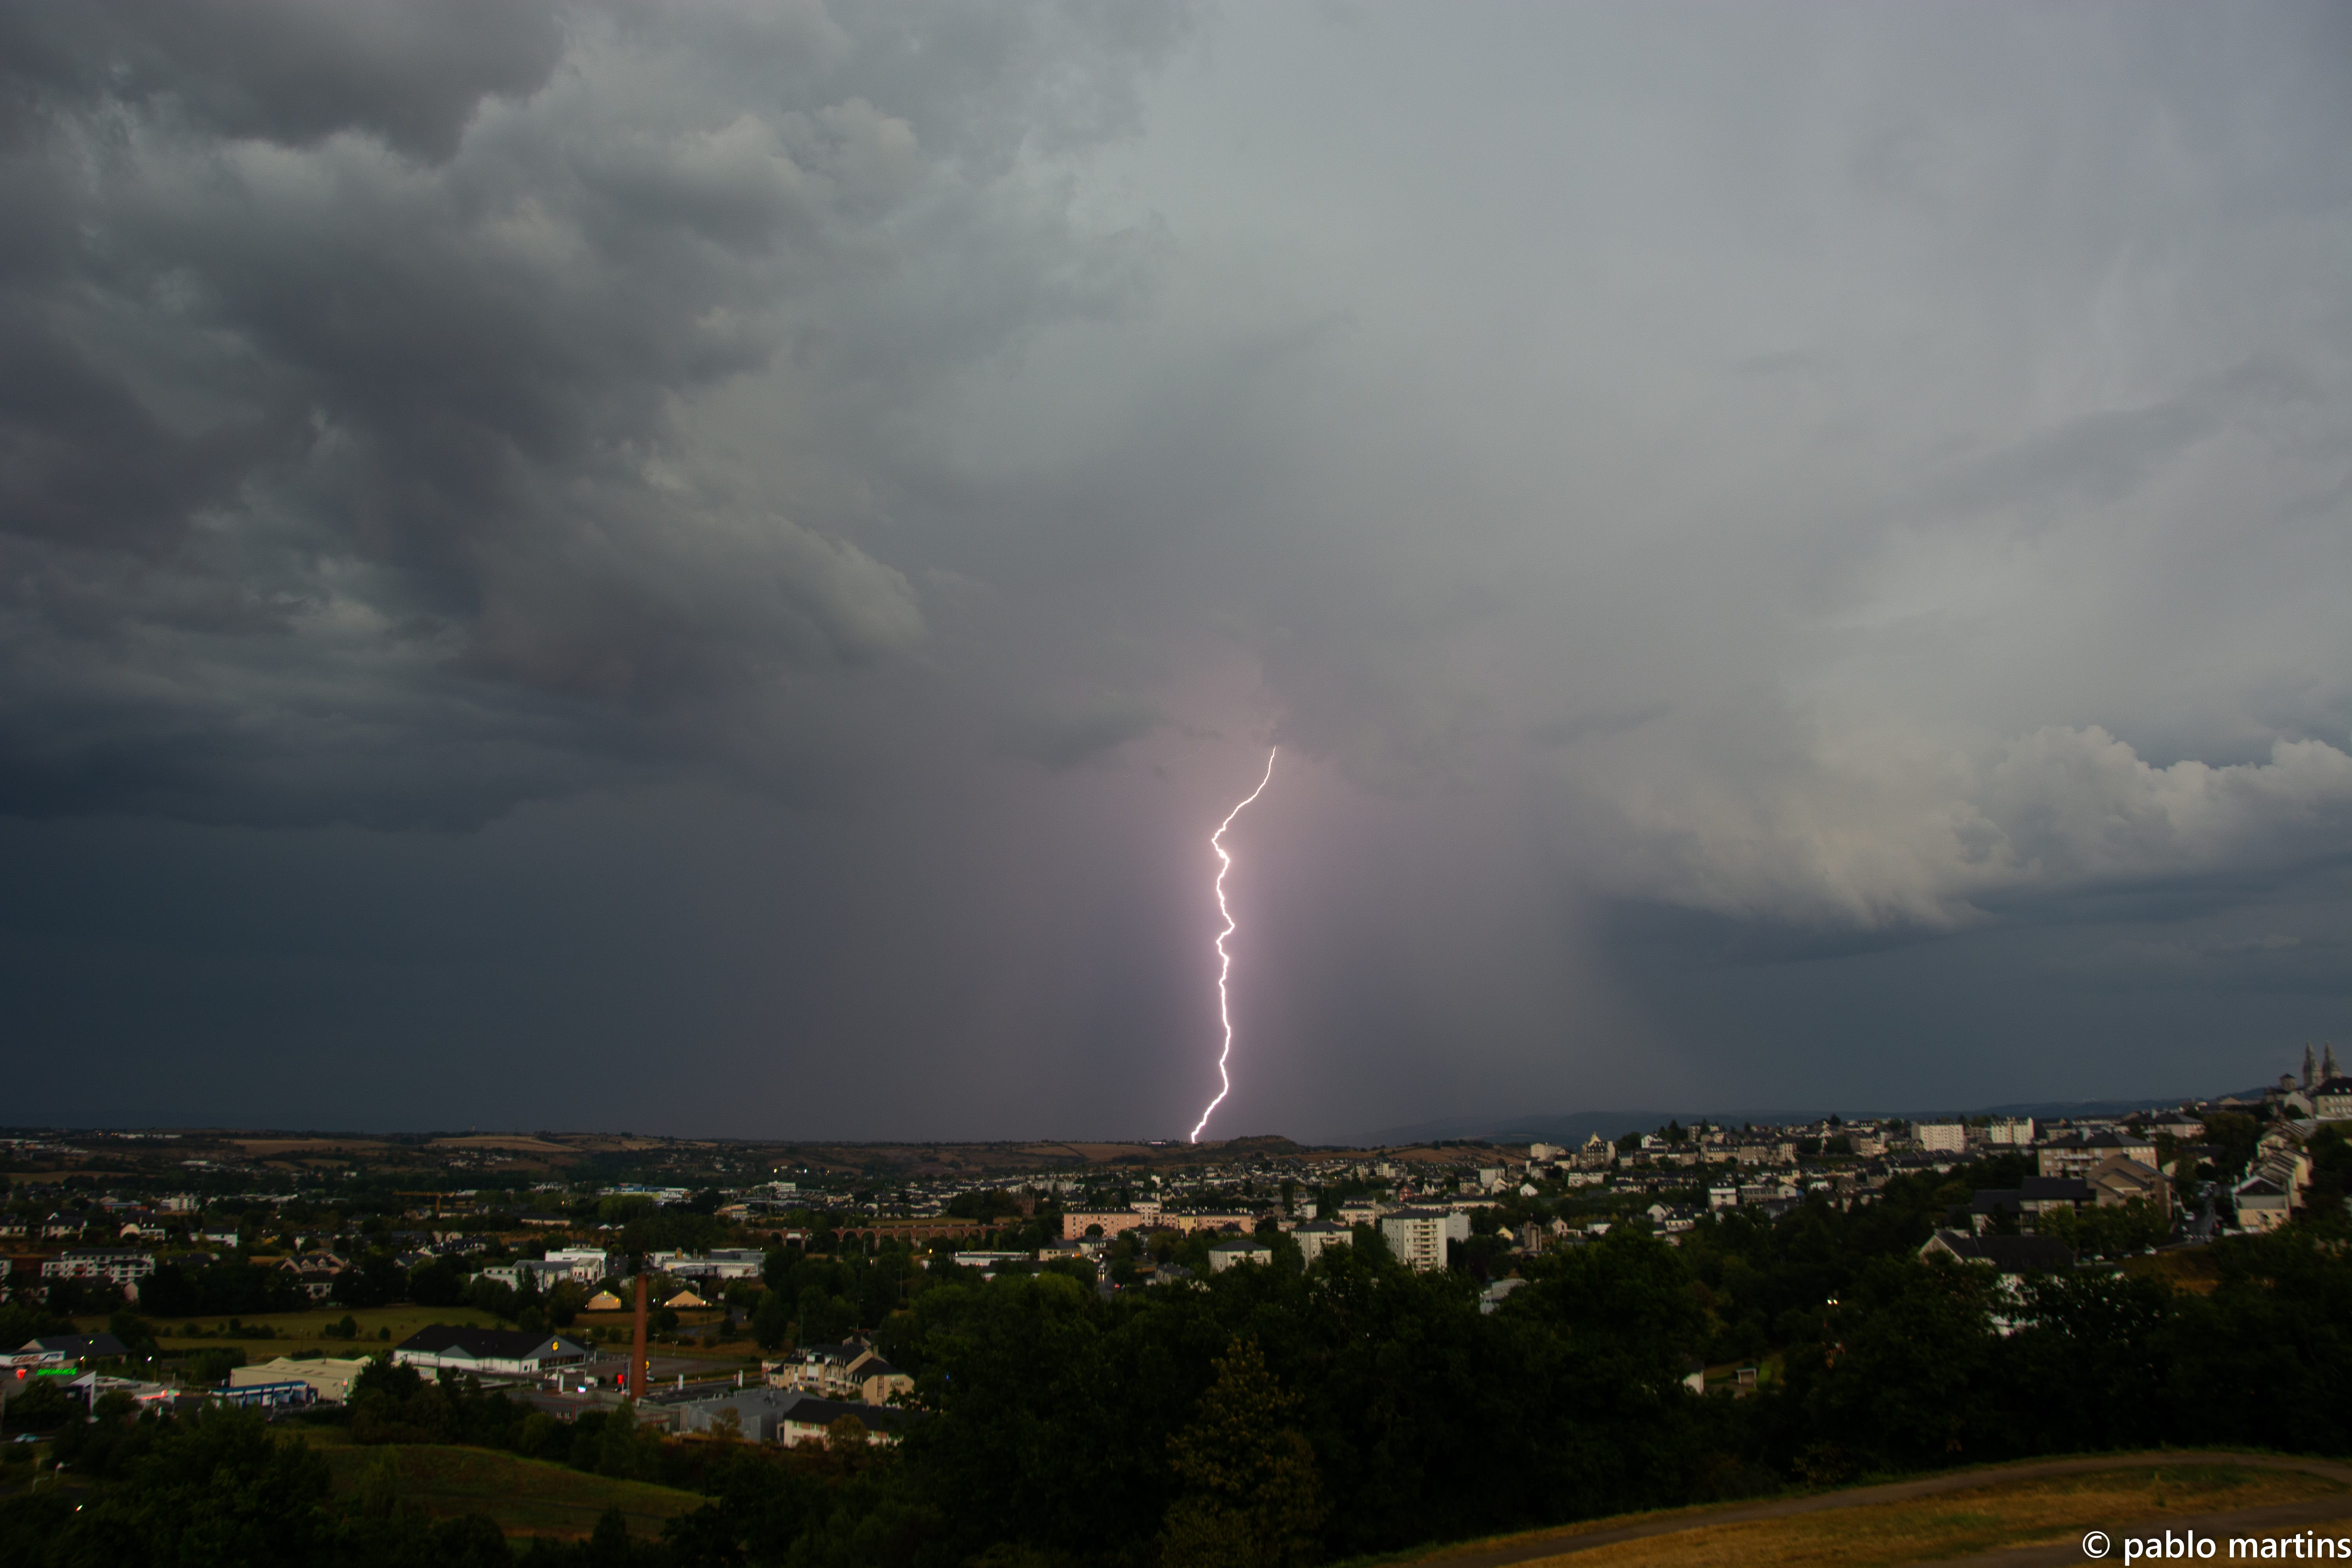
<box><xmin>2119</xmin><ymin>1247</ymin><xmax>2223</xmax><ymax>1295</ymax></box>
<box><xmin>228</xmin><ymin>1138</ymin><xmax>401</xmax><ymax>1159</ymax></box>
<box><xmin>1393</xmin><ymin>1463</ymin><xmax>2349</xmax><ymax>1568</ymax></box>
<box><xmin>425</xmin><ymin>1135</ymin><xmax>579</xmax><ymax>1155</ymax></box>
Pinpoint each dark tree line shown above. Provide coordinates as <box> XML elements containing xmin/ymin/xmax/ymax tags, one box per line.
<box><xmin>140</xmin><ymin>1257</ymin><xmax>311</xmax><ymax>1318</ymax></box>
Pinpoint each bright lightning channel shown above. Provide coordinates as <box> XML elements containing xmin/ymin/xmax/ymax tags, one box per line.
<box><xmin>1190</xmin><ymin>747</ymin><xmax>1277</xmax><ymax>1144</ymax></box>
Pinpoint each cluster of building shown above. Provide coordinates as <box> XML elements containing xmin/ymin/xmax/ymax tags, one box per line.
<box><xmin>761</xmin><ymin>1334</ymin><xmax>913</xmax><ymax>1404</ymax></box>
<box><xmin>3</xmin><ymin>1330</ymin><xmax>356</xmax><ymax>1417</ymax></box>
<box><xmin>1018</xmin><ymin>1047</ymin><xmax>2352</xmax><ymax>1276</ymax></box>
<box><xmin>668</xmin><ymin>1385</ymin><xmax>916</xmax><ymax>1445</ymax></box>
<box><xmin>6</xmin><ymin>1051</ymin><xmax>2347</xmax><ymax>1397</ymax></box>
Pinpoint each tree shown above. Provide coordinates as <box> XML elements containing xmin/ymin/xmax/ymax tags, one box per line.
<box><xmin>107</xmin><ymin>1310</ymin><xmax>160</xmax><ymax>1357</ymax></box>
<box><xmin>53</xmin><ymin>1403</ymin><xmax>338</xmax><ymax>1565</ymax></box>
<box><xmin>752</xmin><ymin>1289</ymin><xmax>792</xmax><ymax>1351</ymax></box>
<box><xmin>44</xmin><ymin>1277</ymin><xmax>127</xmax><ymax>1315</ymax></box>
<box><xmin>588</xmin><ymin>1401</ymin><xmax>662</xmax><ymax>1480</ymax></box>
<box><xmin>2198</xmin><ymin>1112</ymin><xmax>2261</xmax><ymax>1184</ymax></box>
<box><xmin>410</xmin><ymin>1256</ymin><xmax>467</xmax><ymax>1308</ymax></box>
<box><xmin>182</xmin><ymin>1346</ymin><xmax>248</xmax><ymax>1389</ymax></box>
<box><xmin>0</xmin><ymin>1301</ymin><xmax>72</xmax><ymax>1351</ymax></box>
<box><xmin>2299</xmin><ymin>1126</ymin><xmax>2352</xmax><ymax>1223</ymax></box>
<box><xmin>825</xmin><ymin>1413</ymin><xmax>870</xmax><ymax>1455</ymax></box>
<box><xmin>5</xmin><ymin>1376</ymin><xmax>74</xmax><ymax>1432</ymax></box>
<box><xmin>353</xmin><ymin>1351</ymin><xmax>423</xmax><ymax>1403</ymax></box>
<box><xmin>544</xmin><ymin>1280</ymin><xmax>590</xmax><ymax>1327</ymax></box>
<box><xmin>332</xmin><ymin>1252</ymin><xmax>407</xmax><ymax>1310</ymax></box>
<box><xmin>2035</xmin><ymin>1201</ymin><xmax>2164</xmax><ymax>1260</ymax></box>
<box><xmin>599</xmin><ymin>1196</ymin><xmax>659</xmax><ymax>1227</ymax></box>
<box><xmin>946</xmin><ymin>1189</ymin><xmax>1022</xmax><ymax>1220</ymax></box>
<box><xmin>798</xmin><ymin>1286</ymin><xmax>851</xmax><ymax>1344</ymax></box>
<box><xmin>1156</xmin><ymin>1338</ymin><xmax>1326</xmax><ymax>1568</ymax></box>
<box><xmin>138</xmin><ymin>1261</ymin><xmax>201</xmax><ymax>1318</ymax></box>
<box><xmin>659</xmin><ymin>1443</ymin><xmax>829</xmax><ymax>1566</ymax></box>
<box><xmin>1777</xmin><ymin>1256</ymin><xmax>2003</xmax><ymax>1472</ymax></box>
<box><xmin>465</xmin><ymin>1274</ymin><xmax>519</xmax><ymax>1321</ymax></box>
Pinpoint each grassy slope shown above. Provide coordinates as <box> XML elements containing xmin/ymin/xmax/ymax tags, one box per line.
<box><xmin>319</xmin><ymin>1439</ymin><xmax>703</xmax><ymax>1540</ymax></box>
<box><xmin>1370</xmin><ymin>1462</ymin><xmax>2348</xmax><ymax>1568</ymax></box>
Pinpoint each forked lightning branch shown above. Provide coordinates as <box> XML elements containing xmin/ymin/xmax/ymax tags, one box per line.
<box><xmin>1189</xmin><ymin>747</ymin><xmax>1276</xmax><ymax>1144</ymax></box>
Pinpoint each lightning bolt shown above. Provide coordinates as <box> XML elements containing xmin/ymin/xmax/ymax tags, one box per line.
<box><xmin>1191</xmin><ymin>746</ymin><xmax>1277</xmax><ymax>1143</ymax></box>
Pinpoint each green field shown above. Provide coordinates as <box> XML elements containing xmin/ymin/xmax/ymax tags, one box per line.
<box><xmin>314</xmin><ymin>1437</ymin><xmax>703</xmax><ymax>1540</ymax></box>
<box><xmin>89</xmin><ymin>1302</ymin><xmax>763</xmax><ymax>1366</ymax></box>
<box><xmin>83</xmin><ymin>1304</ymin><xmax>506</xmax><ymax>1359</ymax></box>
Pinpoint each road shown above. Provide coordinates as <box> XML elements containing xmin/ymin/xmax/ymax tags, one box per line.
<box><xmin>1412</xmin><ymin>1452</ymin><xmax>2352</xmax><ymax>1567</ymax></box>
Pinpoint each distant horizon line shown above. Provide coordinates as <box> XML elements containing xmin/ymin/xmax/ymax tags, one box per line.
<box><xmin>0</xmin><ymin>1089</ymin><xmax>2261</xmax><ymax>1154</ymax></box>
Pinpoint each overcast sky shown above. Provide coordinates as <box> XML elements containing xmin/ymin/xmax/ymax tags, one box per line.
<box><xmin>3</xmin><ymin>1</ymin><xmax>2347</xmax><ymax>1141</ymax></box>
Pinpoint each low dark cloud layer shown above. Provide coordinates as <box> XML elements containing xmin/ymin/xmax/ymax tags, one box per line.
<box><xmin>1</xmin><ymin>2</ymin><xmax>2347</xmax><ymax>1137</ymax></box>
<box><xmin>0</xmin><ymin>0</ymin><xmax>1185</xmax><ymax>823</ymax></box>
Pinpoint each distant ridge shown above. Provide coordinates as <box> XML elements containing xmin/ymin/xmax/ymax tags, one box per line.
<box><xmin>1357</xmin><ymin>1093</ymin><xmax>2210</xmax><ymax>1148</ymax></box>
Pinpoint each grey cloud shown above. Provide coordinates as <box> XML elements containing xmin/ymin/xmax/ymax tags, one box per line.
<box><xmin>0</xmin><ymin>311</ymin><xmax>289</xmax><ymax>554</ymax></box>
<box><xmin>998</xmin><ymin>692</ymin><xmax>1161</xmax><ymax>771</ymax></box>
<box><xmin>1732</xmin><ymin>351</ymin><xmax>1818</xmax><ymax>378</ymax></box>
<box><xmin>1561</xmin><ymin>722</ymin><xmax>2352</xmax><ymax>932</ymax></box>
<box><xmin>1922</xmin><ymin>361</ymin><xmax>2314</xmax><ymax>521</ymax></box>
<box><xmin>1929</xmin><ymin>399</ymin><xmax>2217</xmax><ymax>517</ymax></box>
<box><xmin>0</xmin><ymin>645</ymin><xmax>629</xmax><ymax>828</ymax></box>
<box><xmin>1528</xmin><ymin>704</ymin><xmax>1671</xmax><ymax>753</ymax></box>
<box><xmin>0</xmin><ymin>0</ymin><xmax>1193</xmax><ymax>826</ymax></box>
<box><xmin>0</xmin><ymin>0</ymin><xmax>566</xmax><ymax>162</ymax></box>
<box><xmin>2039</xmin><ymin>924</ymin><xmax>2350</xmax><ymax>998</ymax></box>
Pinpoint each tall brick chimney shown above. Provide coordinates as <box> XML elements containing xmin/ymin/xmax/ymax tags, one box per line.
<box><xmin>630</xmin><ymin>1274</ymin><xmax>648</xmax><ymax>1403</ymax></box>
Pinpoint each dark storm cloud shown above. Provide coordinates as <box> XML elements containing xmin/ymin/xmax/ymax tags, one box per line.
<box><xmin>0</xmin><ymin>0</ymin><xmax>1190</xmax><ymax>824</ymax></box>
<box><xmin>2</xmin><ymin>2</ymin><xmax>2349</xmax><ymax>1136</ymax></box>
<box><xmin>998</xmin><ymin>694</ymin><xmax>1163</xmax><ymax>771</ymax></box>
<box><xmin>0</xmin><ymin>1</ymin><xmax>566</xmax><ymax>162</ymax></box>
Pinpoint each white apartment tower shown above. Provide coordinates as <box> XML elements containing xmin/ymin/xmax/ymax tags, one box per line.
<box><xmin>1378</xmin><ymin>1208</ymin><xmax>1472</xmax><ymax>1272</ymax></box>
